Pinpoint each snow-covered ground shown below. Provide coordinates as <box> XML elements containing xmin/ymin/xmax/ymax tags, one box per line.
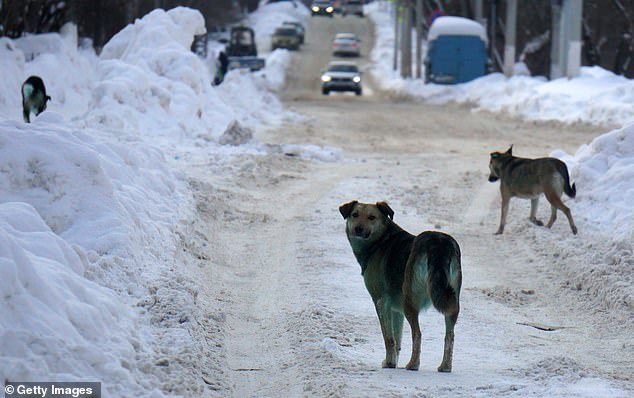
<box><xmin>0</xmin><ymin>0</ymin><xmax>632</xmax><ymax>396</ymax></box>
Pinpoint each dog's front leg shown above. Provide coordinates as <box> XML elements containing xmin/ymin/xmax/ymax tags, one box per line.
<box><xmin>375</xmin><ymin>298</ymin><xmax>398</xmax><ymax>368</ymax></box>
<box><xmin>495</xmin><ymin>193</ymin><xmax>510</xmax><ymax>235</ymax></box>
<box><xmin>529</xmin><ymin>198</ymin><xmax>543</xmax><ymax>226</ymax></box>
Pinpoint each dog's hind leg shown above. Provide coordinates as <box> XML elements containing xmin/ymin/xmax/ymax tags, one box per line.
<box><xmin>438</xmin><ymin>312</ymin><xmax>458</xmax><ymax>372</ymax></box>
<box><xmin>544</xmin><ymin>191</ymin><xmax>578</xmax><ymax>235</ymax></box>
<box><xmin>403</xmin><ymin>301</ymin><xmax>421</xmax><ymax>371</ymax></box>
<box><xmin>529</xmin><ymin>198</ymin><xmax>543</xmax><ymax>226</ymax></box>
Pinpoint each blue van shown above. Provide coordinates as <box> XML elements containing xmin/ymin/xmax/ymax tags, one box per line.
<box><xmin>425</xmin><ymin>16</ymin><xmax>488</xmax><ymax>84</ymax></box>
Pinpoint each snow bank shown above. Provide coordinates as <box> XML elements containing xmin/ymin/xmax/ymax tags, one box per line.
<box><xmin>553</xmin><ymin>125</ymin><xmax>634</xmax><ymax>242</ymax></box>
<box><xmin>365</xmin><ymin>3</ymin><xmax>634</xmax><ymax>127</ymax></box>
<box><xmin>0</xmin><ymin>203</ymin><xmax>165</xmax><ymax>397</ymax></box>
<box><xmin>83</xmin><ymin>7</ymin><xmax>236</xmax><ymax>143</ymax></box>
<box><xmin>0</xmin><ymin>116</ymin><xmax>192</xmax><ymax>394</ymax></box>
<box><xmin>550</xmin><ymin>126</ymin><xmax>634</xmax><ymax>314</ymax></box>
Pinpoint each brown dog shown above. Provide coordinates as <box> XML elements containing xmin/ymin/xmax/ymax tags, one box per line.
<box><xmin>488</xmin><ymin>146</ymin><xmax>578</xmax><ymax>235</ymax></box>
<box><xmin>340</xmin><ymin>201</ymin><xmax>462</xmax><ymax>371</ymax></box>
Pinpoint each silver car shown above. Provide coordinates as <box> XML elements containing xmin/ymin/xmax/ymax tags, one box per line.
<box><xmin>320</xmin><ymin>61</ymin><xmax>362</xmax><ymax>95</ymax></box>
<box><xmin>332</xmin><ymin>33</ymin><xmax>361</xmax><ymax>57</ymax></box>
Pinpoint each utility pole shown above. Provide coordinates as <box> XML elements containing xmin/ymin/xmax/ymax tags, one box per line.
<box><xmin>394</xmin><ymin>1</ymin><xmax>400</xmax><ymax>71</ymax></box>
<box><xmin>503</xmin><ymin>0</ymin><xmax>517</xmax><ymax>77</ymax></box>
<box><xmin>415</xmin><ymin>0</ymin><xmax>423</xmax><ymax>78</ymax></box>
<box><xmin>401</xmin><ymin>1</ymin><xmax>412</xmax><ymax>78</ymax></box>
<box><xmin>566</xmin><ymin>0</ymin><xmax>583</xmax><ymax>78</ymax></box>
<box><xmin>550</xmin><ymin>0</ymin><xmax>583</xmax><ymax>79</ymax></box>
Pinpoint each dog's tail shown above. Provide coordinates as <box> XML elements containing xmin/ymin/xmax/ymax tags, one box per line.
<box><xmin>557</xmin><ymin>161</ymin><xmax>576</xmax><ymax>198</ymax></box>
<box><xmin>424</xmin><ymin>232</ymin><xmax>462</xmax><ymax>315</ymax></box>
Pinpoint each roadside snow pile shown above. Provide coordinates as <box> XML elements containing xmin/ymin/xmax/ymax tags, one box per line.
<box><xmin>0</xmin><ymin>118</ymin><xmax>190</xmax><ymax>396</ymax></box>
<box><xmin>365</xmin><ymin>3</ymin><xmax>634</xmax><ymax>127</ymax></box>
<box><xmin>0</xmin><ymin>24</ymin><xmax>97</xmax><ymax>121</ymax></box>
<box><xmin>0</xmin><ymin>203</ymin><xmax>166</xmax><ymax>397</ymax></box>
<box><xmin>552</xmin><ymin>126</ymin><xmax>634</xmax><ymax>313</ymax></box>
<box><xmin>84</xmin><ymin>7</ymin><xmax>236</xmax><ymax>142</ymax></box>
<box><xmin>553</xmin><ymin>125</ymin><xmax>634</xmax><ymax>242</ymax></box>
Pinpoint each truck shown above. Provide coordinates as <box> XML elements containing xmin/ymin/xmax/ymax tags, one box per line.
<box><xmin>226</xmin><ymin>26</ymin><xmax>266</xmax><ymax>72</ymax></box>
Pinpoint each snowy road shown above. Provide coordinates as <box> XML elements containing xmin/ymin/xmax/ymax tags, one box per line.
<box><xmin>182</xmin><ymin>13</ymin><xmax>633</xmax><ymax>398</ymax></box>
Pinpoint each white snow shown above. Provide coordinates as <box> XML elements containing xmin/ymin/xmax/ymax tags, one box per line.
<box><xmin>0</xmin><ymin>0</ymin><xmax>632</xmax><ymax>396</ymax></box>
<box><xmin>428</xmin><ymin>16</ymin><xmax>488</xmax><ymax>43</ymax></box>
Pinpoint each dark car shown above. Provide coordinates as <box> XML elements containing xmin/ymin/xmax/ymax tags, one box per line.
<box><xmin>282</xmin><ymin>21</ymin><xmax>305</xmax><ymax>44</ymax></box>
<box><xmin>311</xmin><ymin>1</ymin><xmax>334</xmax><ymax>17</ymax></box>
<box><xmin>271</xmin><ymin>26</ymin><xmax>301</xmax><ymax>50</ymax></box>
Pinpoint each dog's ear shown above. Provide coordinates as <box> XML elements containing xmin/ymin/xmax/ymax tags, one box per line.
<box><xmin>339</xmin><ymin>200</ymin><xmax>358</xmax><ymax>219</ymax></box>
<box><xmin>506</xmin><ymin>145</ymin><xmax>513</xmax><ymax>155</ymax></box>
<box><xmin>490</xmin><ymin>152</ymin><xmax>500</xmax><ymax>159</ymax></box>
<box><xmin>376</xmin><ymin>201</ymin><xmax>394</xmax><ymax>220</ymax></box>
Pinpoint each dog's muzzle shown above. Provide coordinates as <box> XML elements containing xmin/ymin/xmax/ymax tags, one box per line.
<box><xmin>353</xmin><ymin>226</ymin><xmax>371</xmax><ymax>239</ymax></box>
<box><xmin>488</xmin><ymin>175</ymin><xmax>499</xmax><ymax>182</ymax></box>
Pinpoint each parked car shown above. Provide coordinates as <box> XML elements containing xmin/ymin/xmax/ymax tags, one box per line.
<box><xmin>271</xmin><ymin>26</ymin><xmax>301</xmax><ymax>50</ymax></box>
<box><xmin>320</xmin><ymin>61</ymin><xmax>362</xmax><ymax>95</ymax></box>
<box><xmin>311</xmin><ymin>1</ymin><xmax>334</xmax><ymax>17</ymax></box>
<box><xmin>332</xmin><ymin>33</ymin><xmax>361</xmax><ymax>57</ymax></box>
<box><xmin>282</xmin><ymin>21</ymin><xmax>305</xmax><ymax>44</ymax></box>
<box><xmin>342</xmin><ymin>0</ymin><xmax>364</xmax><ymax>17</ymax></box>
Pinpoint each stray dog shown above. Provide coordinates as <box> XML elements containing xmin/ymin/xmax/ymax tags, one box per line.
<box><xmin>21</xmin><ymin>75</ymin><xmax>51</xmax><ymax>123</ymax></box>
<box><xmin>339</xmin><ymin>201</ymin><xmax>462</xmax><ymax>372</ymax></box>
<box><xmin>488</xmin><ymin>146</ymin><xmax>578</xmax><ymax>235</ymax></box>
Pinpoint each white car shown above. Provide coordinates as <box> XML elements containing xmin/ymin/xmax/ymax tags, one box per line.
<box><xmin>320</xmin><ymin>61</ymin><xmax>362</xmax><ymax>95</ymax></box>
<box><xmin>332</xmin><ymin>33</ymin><xmax>361</xmax><ymax>57</ymax></box>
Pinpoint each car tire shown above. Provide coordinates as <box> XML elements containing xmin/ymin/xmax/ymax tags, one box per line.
<box><xmin>355</xmin><ymin>89</ymin><xmax>362</xmax><ymax>96</ymax></box>
<box><xmin>322</xmin><ymin>88</ymin><xmax>329</xmax><ymax>95</ymax></box>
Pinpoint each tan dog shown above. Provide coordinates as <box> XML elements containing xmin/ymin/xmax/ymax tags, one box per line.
<box><xmin>488</xmin><ymin>146</ymin><xmax>578</xmax><ymax>235</ymax></box>
<box><xmin>340</xmin><ymin>201</ymin><xmax>462</xmax><ymax>372</ymax></box>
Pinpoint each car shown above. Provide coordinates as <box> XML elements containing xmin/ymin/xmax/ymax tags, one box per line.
<box><xmin>311</xmin><ymin>1</ymin><xmax>334</xmax><ymax>17</ymax></box>
<box><xmin>271</xmin><ymin>26</ymin><xmax>301</xmax><ymax>50</ymax></box>
<box><xmin>332</xmin><ymin>33</ymin><xmax>361</xmax><ymax>57</ymax></box>
<box><xmin>320</xmin><ymin>61</ymin><xmax>362</xmax><ymax>95</ymax></box>
<box><xmin>282</xmin><ymin>21</ymin><xmax>305</xmax><ymax>44</ymax></box>
<box><xmin>342</xmin><ymin>0</ymin><xmax>364</xmax><ymax>17</ymax></box>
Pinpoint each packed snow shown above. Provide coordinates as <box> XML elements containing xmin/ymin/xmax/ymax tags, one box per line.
<box><xmin>0</xmin><ymin>0</ymin><xmax>632</xmax><ymax>396</ymax></box>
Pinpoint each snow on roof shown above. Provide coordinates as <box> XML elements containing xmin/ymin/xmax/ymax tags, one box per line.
<box><xmin>428</xmin><ymin>16</ymin><xmax>487</xmax><ymax>43</ymax></box>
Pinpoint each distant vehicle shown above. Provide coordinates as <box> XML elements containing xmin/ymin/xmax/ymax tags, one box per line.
<box><xmin>208</xmin><ymin>29</ymin><xmax>230</xmax><ymax>44</ymax></box>
<box><xmin>332</xmin><ymin>33</ymin><xmax>361</xmax><ymax>57</ymax></box>
<box><xmin>226</xmin><ymin>26</ymin><xmax>266</xmax><ymax>71</ymax></box>
<box><xmin>320</xmin><ymin>61</ymin><xmax>362</xmax><ymax>95</ymax></box>
<box><xmin>342</xmin><ymin>0</ymin><xmax>364</xmax><ymax>17</ymax></box>
<box><xmin>271</xmin><ymin>26</ymin><xmax>301</xmax><ymax>50</ymax></box>
<box><xmin>265</xmin><ymin>0</ymin><xmax>298</xmax><ymax>5</ymax></box>
<box><xmin>311</xmin><ymin>1</ymin><xmax>334</xmax><ymax>17</ymax></box>
<box><xmin>282</xmin><ymin>21</ymin><xmax>305</xmax><ymax>44</ymax></box>
<box><xmin>425</xmin><ymin>16</ymin><xmax>487</xmax><ymax>84</ymax></box>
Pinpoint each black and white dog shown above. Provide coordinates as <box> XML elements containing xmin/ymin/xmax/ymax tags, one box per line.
<box><xmin>21</xmin><ymin>76</ymin><xmax>51</xmax><ymax>123</ymax></box>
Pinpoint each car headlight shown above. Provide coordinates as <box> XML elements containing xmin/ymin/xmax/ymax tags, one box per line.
<box><xmin>353</xmin><ymin>76</ymin><xmax>361</xmax><ymax>83</ymax></box>
<box><xmin>321</xmin><ymin>75</ymin><xmax>332</xmax><ymax>82</ymax></box>
<box><xmin>312</xmin><ymin>6</ymin><xmax>319</xmax><ymax>12</ymax></box>
<box><xmin>326</xmin><ymin>6</ymin><xmax>334</xmax><ymax>12</ymax></box>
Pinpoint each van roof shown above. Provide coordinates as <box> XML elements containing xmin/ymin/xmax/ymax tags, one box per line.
<box><xmin>428</xmin><ymin>16</ymin><xmax>487</xmax><ymax>43</ymax></box>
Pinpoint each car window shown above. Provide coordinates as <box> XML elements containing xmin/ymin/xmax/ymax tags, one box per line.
<box><xmin>328</xmin><ymin>64</ymin><xmax>358</xmax><ymax>73</ymax></box>
<box><xmin>277</xmin><ymin>27</ymin><xmax>298</xmax><ymax>34</ymax></box>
